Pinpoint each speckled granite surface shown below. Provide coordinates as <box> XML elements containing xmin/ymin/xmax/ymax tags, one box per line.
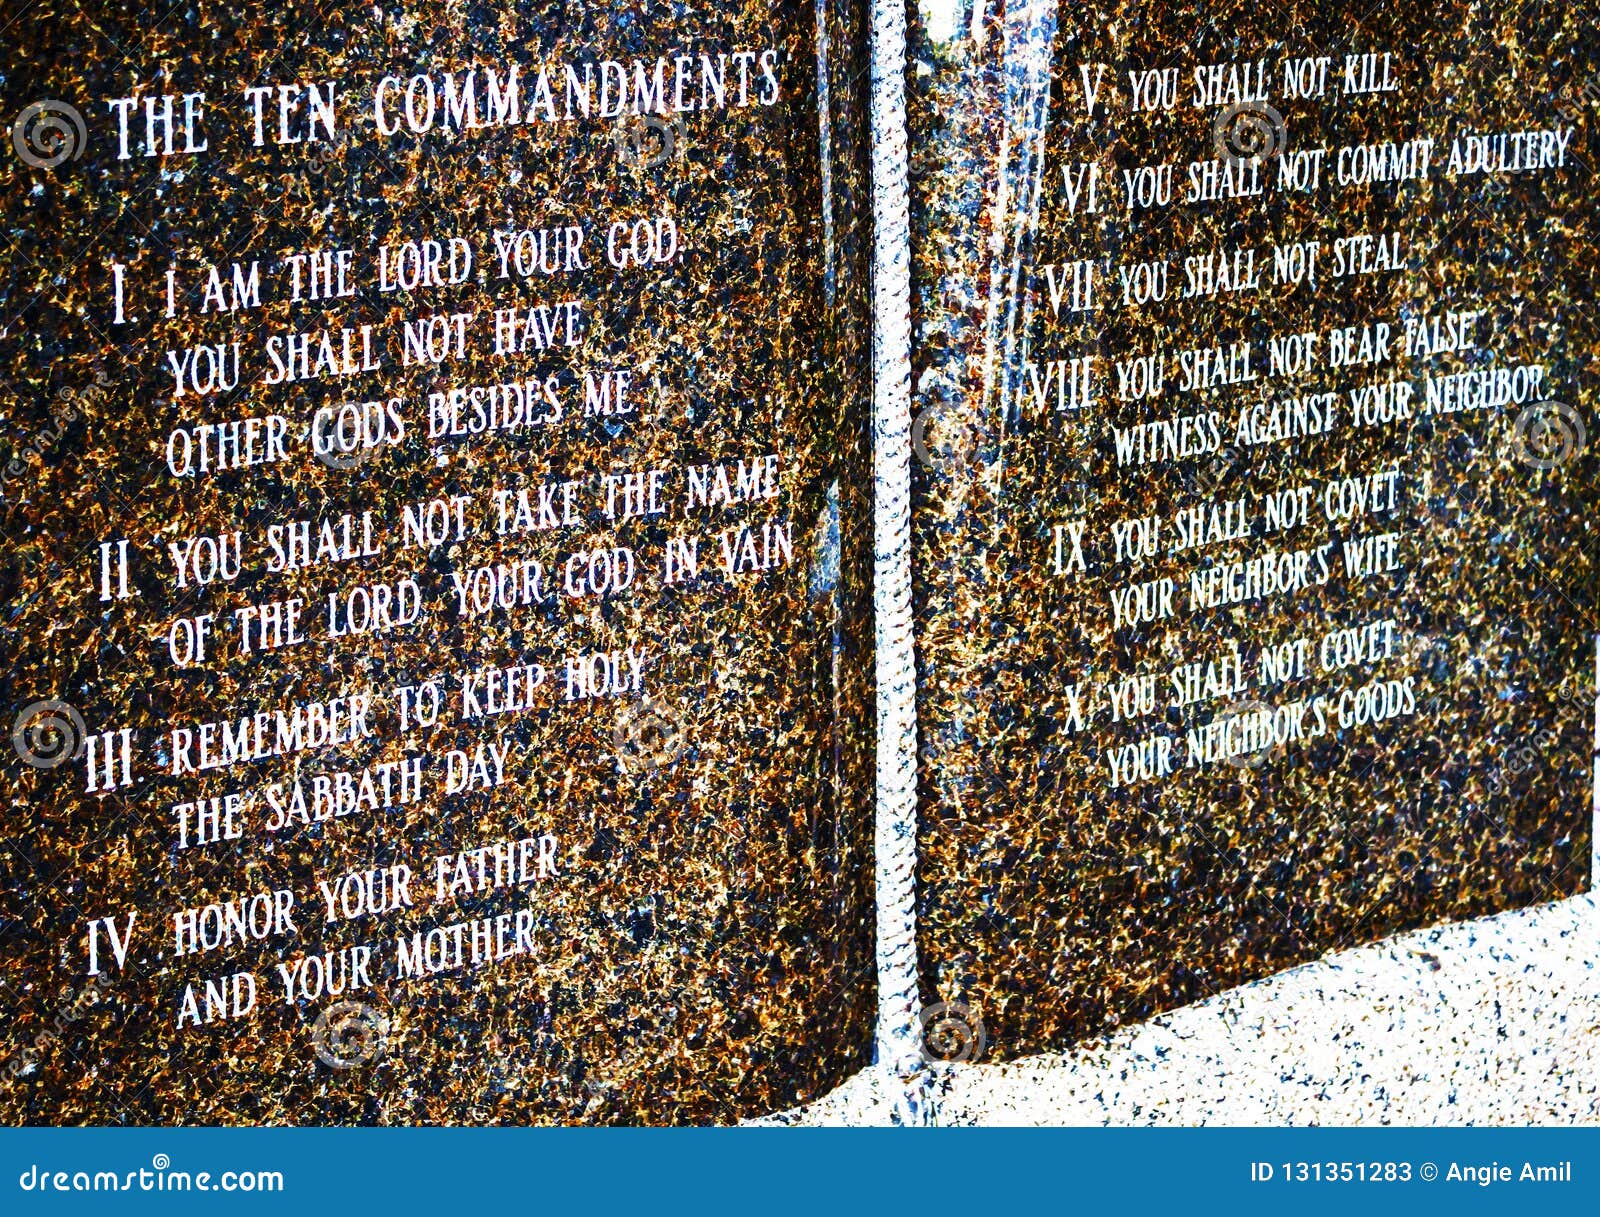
<box><xmin>1</xmin><ymin>2</ymin><xmax>877</xmax><ymax>1124</ymax></box>
<box><xmin>908</xmin><ymin>1</ymin><xmax>1598</xmax><ymax>1060</ymax></box>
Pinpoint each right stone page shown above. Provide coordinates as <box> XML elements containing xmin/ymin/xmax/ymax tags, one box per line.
<box><xmin>908</xmin><ymin>0</ymin><xmax>1599</xmax><ymax>1056</ymax></box>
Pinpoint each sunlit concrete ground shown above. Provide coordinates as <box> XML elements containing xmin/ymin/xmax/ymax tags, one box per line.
<box><xmin>765</xmin><ymin>892</ymin><xmax>1599</xmax><ymax>1125</ymax></box>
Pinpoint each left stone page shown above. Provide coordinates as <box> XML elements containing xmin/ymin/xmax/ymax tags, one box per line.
<box><xmin>0</xmin><ymin>0</ymin><xmax>875</xmax><ymax>1124</ymax></box>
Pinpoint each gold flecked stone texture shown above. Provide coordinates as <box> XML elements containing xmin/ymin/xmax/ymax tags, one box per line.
<box><xmin>0</xmin><ymin>2</ymin><xmax>874</xmax><ymax>1123</ymax></box>
<box><xmin>910</xmin><ymin>1</ymin><xmax>1598</xmax><ymax>1057</ymax></box>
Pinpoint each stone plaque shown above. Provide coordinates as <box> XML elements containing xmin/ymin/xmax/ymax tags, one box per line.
<box><xmin>910</xmin><ymin>1</ymin><xmax>1597</xmax><ymax>1055</ymax></box>
<box><xmin>1</xmin><ymin>2</ymin><xmax>874</xmax><ymax>1122</ymax></box>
